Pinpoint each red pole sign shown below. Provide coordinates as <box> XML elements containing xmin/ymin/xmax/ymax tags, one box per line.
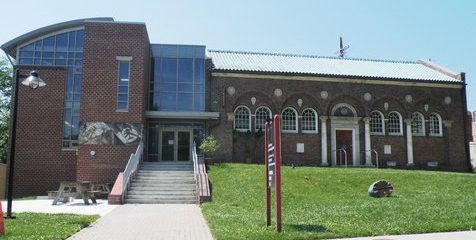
<box><xmin>273</xmin><ymin>114</ymin><xmax>282</xmax><ymax>232</ymax></box>
<box><xmin>264</xmin><ymin>115</ymin><xmax>282</xmax><ymax>233</ymax></box>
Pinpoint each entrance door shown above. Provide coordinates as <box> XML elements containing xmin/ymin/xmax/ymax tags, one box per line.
<box><xmin>159</xmin><ymin>129</ymin><xmax>192</xmax><ymax>162</ymax></box>
<box><xmin>336</xmin><ymin>130</ymin><xmax>353</xmax><ymax>166</ymax></box>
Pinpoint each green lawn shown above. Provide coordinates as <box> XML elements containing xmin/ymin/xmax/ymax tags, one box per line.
<box><xmin>0</xmin><ymin>213</ymin><xmax>98</xmax><ymax>239</ymax></box>
<box><xmin>201</xmin><ymin>164</ymin><xmax>476</xmax><ymax>240</ymax></box>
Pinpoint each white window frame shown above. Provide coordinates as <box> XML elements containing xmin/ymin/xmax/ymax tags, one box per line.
<box><xmin>370</xmin><ymin>111</ymin><xmax>385</xmax><ymax>135</ymax></box>
<box><xmin>116</xmin><ymin>59</ymin><xmax>131</xmax><ymax>112</ymax></box>
<box><xmin>429</xmin><ymin>112</ymin><xmax>443</xmax><ymax>137</ymax></box>
<box><xmin>411</xmin><ymin>112</ymin><xmax>425</xmax><ymax>136</ymax></box>
<box><xmin>301</xmin><ymin>108</ymin><xmax>318</xmax><ymax>134</ymax></box>
<box><xmin>281</xmin><ymin>107</ymin><xmax>298</xmax><ymax>133</ymax></box>
<box><xmin>255</xmin><ymin>106</ymin><xmax>272</xmax><ymax>132</ymax></box>
<box><xmin>388</xmin><ymin>111</ymin><xmax>403</xmax><ymax>136</ymax></box>
<box><xmin>234</xmin><ymin>105</ymin><xmax>251</xmax><ymax>132</ymax></box>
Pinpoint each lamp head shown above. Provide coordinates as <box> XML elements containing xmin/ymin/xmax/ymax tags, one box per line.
<box><xmin>21</xmin><ymin>71</ymin><xmax>46</xmax><ymax>89</ymax></box>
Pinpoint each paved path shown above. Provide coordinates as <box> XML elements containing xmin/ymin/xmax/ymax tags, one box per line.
<box><xmin>69</xmin><ymin>204</ymin><xmax>213</xmax><ymax>240</ymax></box>
<box><xmin>330</xmin><ymin>230</ymin><xmax>476</xmax><ymax>240</ymax></box>
<box><xmin>1</xmin><ymin>199</ymin><xmax>116</xmax><ymax>216</ymax></box>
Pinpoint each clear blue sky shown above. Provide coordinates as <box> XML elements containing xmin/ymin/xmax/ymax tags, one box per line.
<box><xmin>1</xmin><ymin>0</ymin><xmax>475</xmax><ymax>108</ymax></box>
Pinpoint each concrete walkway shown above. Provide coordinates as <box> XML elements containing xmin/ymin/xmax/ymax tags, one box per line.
<box><xmin>69</xmin><ymin>204</ymin><xmax>213</xmax><ymax>240</ymax></box>
<box><xmin>330</xmin><ymin>230</ymin><xmax>476</xmax><ymax>240</ymax></box>
<box><xmin>1</xmin><ymin>199</ymin><xmax>116</xmax><ymax>216</ymax></box>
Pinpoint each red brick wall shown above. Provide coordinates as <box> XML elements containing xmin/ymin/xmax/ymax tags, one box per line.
<box><xmin>76</xmin><ymin>21</ymin><xmax>150</xmax><ymax>184</ymax></box>
<box><xmin>12</xmin><ymin>68</ymin><xmax>77</xmax><ymax>197</ymax></box>
<box><xmin>210</xmin><ymin>75</ymin><xmax>469</xmax><ymax>171</ymax></box>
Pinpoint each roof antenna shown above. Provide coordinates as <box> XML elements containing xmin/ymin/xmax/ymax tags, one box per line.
<box><xmin>336</xmin><ymin>36</ymin><xmax>350</xmax><ymax>58</ymax></box>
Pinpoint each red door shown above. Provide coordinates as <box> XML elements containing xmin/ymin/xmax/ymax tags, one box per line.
<box><xmin>336</xmin><ymin>130</ymin><xmax>352</xmax><ymax>165</ymax></box>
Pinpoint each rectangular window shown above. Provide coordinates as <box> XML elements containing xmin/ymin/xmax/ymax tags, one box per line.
<box><xmin>117</xmin><ymin>60</ymin><xmax>130</xmax><ymax>111</ymax></box>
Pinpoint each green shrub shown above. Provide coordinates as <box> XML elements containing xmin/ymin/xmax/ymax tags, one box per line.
<box><xmin>199</xmin><ymin>135</ymin><xmax>220</xmax><ymax>157</ymax></box>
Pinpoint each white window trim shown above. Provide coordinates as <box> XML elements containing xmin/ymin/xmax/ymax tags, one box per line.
<box><xmin>234</xmin><ymin>105</ymin><xmax>251</xmax><ymax>132</ymax></box>
<box><xmin>388</xmin><ymin>111</ymin><xmax>403</xmax><ymax>136</ymax></box>
<box><xmin>412</xmin><ymin>112</ymin><xmax>426</xmax><ymax>137</ymax></box>
<box><xmin>254</xmin><ymin>106</ymin><xmax>272</xmax><ymax>131</ymax></box>
<box><xmin>116</xmin><ymin>60</ymin><xmax>131</xmax><ymax>112</ymax></box>
<box><xmin>429</xmin><ymin>112</ymin><xmax>443</xmax><ymax>137</ymax></box>
<box><xmin>301</xmin><ymin>108</ymin><xmax>318</xmax><ymax>134</ymax></box>
<box><xmin>370</xmin><ymin>111</ymin><xmax>385</xmax><ymax>136</ymax></box>
<box><xmin>281</xmin><ymin>107</ymin><xmax>298</xmax><ymax>133</ymax></box>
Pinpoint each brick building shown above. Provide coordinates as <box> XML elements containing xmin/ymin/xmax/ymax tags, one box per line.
<box><xmin>1</xmin><ymin>18</ymin><xmax>471</xmax><ymax>197</ymax></box>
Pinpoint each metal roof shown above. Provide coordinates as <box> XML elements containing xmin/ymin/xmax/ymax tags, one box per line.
<box><xmin>209</xmin><ymin>50</ymin><xmax>462</xmax><ymax>83</ymax></box>
<box><xmin>1</xmin><ymin>17</ymin><xmax>114</xmax><ymax>57</ymax></box>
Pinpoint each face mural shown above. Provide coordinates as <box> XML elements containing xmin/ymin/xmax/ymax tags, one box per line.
<box><xmin>79</xmin><ymin>122</ymin><xmax>143</xmax><ymax>145</ymax></box>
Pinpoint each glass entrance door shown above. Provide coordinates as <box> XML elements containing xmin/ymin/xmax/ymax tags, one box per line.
<box><xmin>159</xmin><ymin>128</ymin><xmax>192</xmax><ymax>162</ymax></box>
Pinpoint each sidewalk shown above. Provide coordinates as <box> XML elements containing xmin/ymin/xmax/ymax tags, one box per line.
<box><xmin>331</xmin><ymin>230</ymin><xmax>476</xmax><ymax>240</ymax></box>
<box><xmin>1</xmin><ymin>199</ymin><xmax>116</xmax><ymax>216</ymax></box>
<box><xmin>68</xmin><ymin>204</ymin><xmax>213</xmax><ymax>240</ymax></box>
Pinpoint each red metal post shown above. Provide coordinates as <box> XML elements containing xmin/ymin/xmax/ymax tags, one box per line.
<box><xmin>264</xmin><ymin>121</ymin><xmax>271</xmax><ymax>226</ymax></box>
<box><xmin>273</xmin><ymin>114</ymin><xmax>282</xmax><ymax>232</ymax></box>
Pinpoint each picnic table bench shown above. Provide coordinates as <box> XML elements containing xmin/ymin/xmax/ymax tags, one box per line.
<box><xmin>52</xmin><ymin>181</ymin><xmax>110</xmax><ymax>205</ymax></box>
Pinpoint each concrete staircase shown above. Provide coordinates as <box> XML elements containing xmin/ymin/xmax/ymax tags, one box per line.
<box><xmin>125</xmin><ymin>162</ymin><xmax>197</xmax><ymax>204</ymax></box>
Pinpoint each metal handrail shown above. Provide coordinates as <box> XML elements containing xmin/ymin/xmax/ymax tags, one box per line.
<box><xmin>122</xmin><ymin>141</ymin><xmax>143</xmax><ymax>203</ymax></box>
<box><xmin>334</xmin><ymin>148</ymin><xmax>348</xmax><ymax>168</ymax></box>
<box><xmin>361</xmin><ymin>149</ymin><xmax>379</xmax><ymax>168</ymax></box>
<box><xmin>192</xmin><ymin>142</ymin><xmax>198</xmax><ymax>182</ymax></box>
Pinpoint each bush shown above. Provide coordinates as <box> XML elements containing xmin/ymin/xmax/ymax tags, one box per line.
<box><xmin>199</xmin><ymin>135</ymin><xmax>220</xmax><ymax>157</ymax></box>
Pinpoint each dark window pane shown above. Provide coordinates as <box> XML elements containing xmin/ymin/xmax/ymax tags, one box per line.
<box><xmin>119</xmin><ymin>61</ymin><xmax>130</xmax><ymax>80</ymax></box>
<box><xmin>65</xmin><ymin>101</ymin><xmax>72</xmax><ymax>108</ymax></box>
<box><xmin>68</xmin><ymin>60</ymin><xmax>75</xmax><ymax>66</ymax></box>
<box><xmin>68</xmin><ymin>31</ymin><xmax>76</xmax><ymax>51</ymax></box>
<box><xmin>75</xmin><ymin>52</ymin><xmax>83</xmax><ymax>59</ymax></box>
<box><xmin>56</xmin><ymin>33</ymin><xmax>68</xmax><ymax>51</ymax></box>
<box><xmin>20</xmin><ymin>43</ymin><xmax>34</xmax><ymax>51</ymax></box>
<box><xmin>73</xmin><ymin>102</ymin><xmax>80</xmax><ymax>108</ymax></box>
<box><xmin>152</xmin><ymin>82</ymin><xmax>160</xmax><ymax>92</ymax></box>
<box><xmin>75</xmin><ymin>30</ymin><xmax>84</xmax><ymax>51</ymax></box>
<box><xmin>160</xmin><ymin>94</ymin><xmax>176</xmax><ymax>110</ymax></box>
<box><xmin>161</xmin><ymin>58</ymin><xmax>177</xmax><ymax>82</ymax></box>
<box><xmin>194</xmin><ymin>59</ymin><xmax>205</xmax><ymax>84</ymax></box>
<box><xmin>42</xmin><ymin>52</ymin><xmax>54</xmax><ymax>58</ymax></box>
<box><xmin>19</xmin><ymin>51</ymin><xmax>34</xmax><ymax>57</ymax></box>
<box><xmin>118</xmin><ymin>102</ymin><xmax>128</xmax><ymax>110</ymax></box>
<box><xmin>194</xmin><ymin>93</ymin><xmax>204</xmax><ymax>111</ymax></box>
<box><xmin>19</xmin><ymin>58</ymin><xmax>33</xmax><ymax>65</ymax></box>
<box><xmin>153</xmin><ymin>58</ymin><xmax>161</xmax><ymax>82</ymax></box>
<box><xmin>118</xmin><ymin>86</ymin><xmax>129</xmax><ymax>93</ymax></box>
<box><xmin>73</xmin><ymin>74</ymin><xmax>81</xmax><ymax>92</ymax></box>
<box><xmin>42</xmin><ymin>59</ymin><xmax>53</xmax><ymax>65</ymax></box>
<box><xmin>34</xmin><ymin>40</ymin><xmax>42</xmax><ymax>50</ymax></box>
<box><xmin>73</xmin><ymin>93</ymin><xmax>81</xmax><ymax>101</ymax></box>
<box><xmin>35</xmin><ymin>51</ymin><xmax>41</xmax><ymax>57</ymax></box>
<box><xmin>118</xmin><ymin>93</ymin><xmax>128</xmax><ymax>101</ymax></box>
<box><xmin>55</xmin><ymin>52</ymin><xmax>67</xmax><ymax>59</ymax></box>
<box><xmin>178</xmin><ymin>46</ymin><xmax>194</xmax><ymax>58</ymax></box>
<box><xmin>178</xmin><ymin>58</ymin><xmax>193</xmax><ymax>83</ymax></box>
<box><xmin>75</xmin><ymin>60</ymin><xmax>82</xmax><ymax>66</ymax></box>
<box><xmin>158</xmin><ymin>83</ymin><xmax>176</xmax><ymax>92</ymax></box>
<box><xmin>34</xmin><ymin>59</ymin><xmax>41</xmax><ymax>65</ymax></box>
<box><xmin>151</xmin><ymin>94</ymin><xmax>160</xmax><ymax>110</ymax></box>
<box><xmin>148</xmin><ymin>128</ymin><xmax>159</xmax><ymax>155</ymax></box>
<box><xmin>42</xmin><ymin>36</ymin><xmax>55</xmax><ymax>51</ymax></box>
<box><xmin>178</xmin><ymin>84</ymin><xmax>193</xmax><ymax>92</ymax></box>
<box><xmin>68</xmin><ymin>52</ymin><xmax>75</xmax><ymax>58</ymax></box>
<box><xmin>177</xmin><ymin>93</ymin><xmax>193</xmax><ymax>111</ymax></box>
<box><xmin>194</xmin><ymin>84</ymin><xmax>204</xmax><ymax>93</ymax></box>
<box><xmin>55</xmin><ymin>59</ymin><xmax>67</xmax><ymax>65</ymax></box>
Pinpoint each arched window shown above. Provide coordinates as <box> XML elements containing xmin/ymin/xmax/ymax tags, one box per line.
<box><xmin>302</xmin><ymin>108</ymin><xmax>318</xmax><ymax>133</ymax></box>
<box><xmin>281</xmin><ymin>108</ymin><xmax>298</xmax><ymax>133</ymax></box>
<box><xmin>411</xmin><ymin>112</ymin><xmax>425</xmax><ymax>136</ymax></box>
<box><xmin>388</xmin><ymin>111</ymin><xmax>403</xmax><ymax>135</ymax></box>
<box><xmin>370</xmin><ymin>111</ymin><xmax>384</xmax><ymax>134</ymax></box>
<box><xmin>429</xmin><ymin>113</ymin><xmax>443</xmax><ymax>136</ymax></box>
<box><xmin>234</xmin><ymin>106</ymin><xmax>251</xmax><ymax>132</ymax></box>
<box><xmin>255</xmin><ymin>107</ymin><xmax>272</xmax><ymax>131</ymax></box>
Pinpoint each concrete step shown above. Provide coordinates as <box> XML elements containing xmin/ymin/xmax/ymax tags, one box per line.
<box><xmin>131</xmin><ymin>179</ymin><xmax>195</xmax><ymax>184</ymax></box>
<box><xmin>127</xmin><ymin>190</ymin><xmax>195</xmax><ymax>195</ymax></box>
<box><xmin>125</xmin><ymin>199</ymin><xmax>197</xmax><ymax>204</ymax></box>
<box><xmin>126</xmin><ymin>194</ymin><xmax>197</xmax><ymax>200</ymax></box>
<box><xmin>140</xmin><ymin>166</ymin><xmax>193</xmax><ymax>171</ymax></box>
<box><xmin>129</xmin><ymin>182</ymin><xmax>196</xmax><ymax>188</ymax></box>
<box><xmin>137</xmin><ymin>170</ymin><xmax>194</xmax><ymax>175</ymax></box>
<box><xmin>129</xmin><ymin>184</ymin><xmax>197</xmax><ymax>191</ymax></box>
<box><xmin>134</xmin><ymin>176</ymin><xmax>194</xmax><ymax>181</ymax></box>
<box><xmin>142</xmin><ymin>162</ymin><xmax>192</xmax><ymax>165</ymax></box>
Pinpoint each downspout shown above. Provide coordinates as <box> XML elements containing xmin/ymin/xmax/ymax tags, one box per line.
<box><xmin>460</xmin><ymin>73</ymin><xmax>472</xmax><ymax>172</ymax></box>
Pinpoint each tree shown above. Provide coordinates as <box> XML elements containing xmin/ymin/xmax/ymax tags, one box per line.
<box><xmin>0</xmin><ymin>58</ymin><xmax>12</xmax><ymax>163</ymax></box>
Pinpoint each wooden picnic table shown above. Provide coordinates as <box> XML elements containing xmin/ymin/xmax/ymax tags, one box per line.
<box><xmin>52</xmin><ymin>181</ymin><xmax>109</xmax><ymax>205</ymax></box>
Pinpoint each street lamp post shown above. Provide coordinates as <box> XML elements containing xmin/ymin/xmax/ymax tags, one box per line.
<box><xmin>5</xmin><ymin>70</ymin><xmax>46</xmax><ymax>219</ymax></box>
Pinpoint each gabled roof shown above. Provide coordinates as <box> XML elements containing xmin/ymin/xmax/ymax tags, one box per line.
<box><xmin>1</xmin><ymin>17</ymin><xmax>114</xmax><ymax>57</ymax></box>
<box><xmin>208</xmin><ymin>50</ymin><xmax>462</xmax><ymax>83</ymax></box>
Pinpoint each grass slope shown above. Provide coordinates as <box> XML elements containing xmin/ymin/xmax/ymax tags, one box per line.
<box><xmin>201</xmin><ymin>164</ymin><xmax>476</xmax><ymax>240</ymax></box>
<box><xmin>1</xmin><ymin>213</ymin><xmax>98</xmax><ymax>239</ymax></box>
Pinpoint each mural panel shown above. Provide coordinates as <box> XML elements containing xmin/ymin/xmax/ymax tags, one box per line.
<box><xmin>79</xmin><ymin>122</ymin><xmax>143</xmax><ymax>145</ymax></box>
